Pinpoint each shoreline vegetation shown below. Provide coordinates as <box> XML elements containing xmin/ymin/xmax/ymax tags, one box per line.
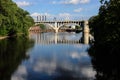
<box><xmin>0</xmin><ymin>33</ymin><xmax>23</xmax><ymax>40</ymax></box>
<box><xmin>0</xmin><ymin>36</ymin><xmax>9</xmax><ymax>40</ymax></box>
<box><xmin>0</xmin><ymin>0</ymin><xmax>34</xmax><ymax>37</ymax></box>
<box><xmin>88</xmin><ymin>0</ymin><xmax>119</xmax><ymax>80</ymax></box>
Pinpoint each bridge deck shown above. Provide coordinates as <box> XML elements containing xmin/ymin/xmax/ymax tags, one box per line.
<box><xmin>35</xmin><ymin>20</ymin><xmax>84</xmax><ymax>23</ymax></box>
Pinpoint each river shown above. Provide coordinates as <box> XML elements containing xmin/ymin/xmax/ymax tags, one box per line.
<box><xmin>0</xmin><ymin>32</ymin><xmax>96</xmax><ymax>80</ymax></box>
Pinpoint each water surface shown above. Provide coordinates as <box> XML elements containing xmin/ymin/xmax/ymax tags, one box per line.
<box><xmin>0</xmin><ymin>32</ymin><xmax>96</xmax><ymax>80</ymax></box>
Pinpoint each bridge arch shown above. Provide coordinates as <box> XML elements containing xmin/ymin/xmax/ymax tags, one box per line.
<box><xmin>35</xmin><ymin>21</ymin><xmax>84</xmax><ymax>33</ymax></box>
<box><xmin>37</xmin><ymin>22</ymin><xmax>67</xmax><ymax>33</ymax></box>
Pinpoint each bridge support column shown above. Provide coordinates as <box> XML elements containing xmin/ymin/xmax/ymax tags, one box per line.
<box><xmin>54</xmin><ymin>22</ymin><xmax>59</xmax><ymax>33</ymax></box>
<box><xmin>54</xmin><ymin>28</ymin><xmax>59</xmax><ymax>33</ymax></box>
<box><xmin>83</xmin><ymin>21</ymin><xmax>89</xmax><ymax>44</ymax></box>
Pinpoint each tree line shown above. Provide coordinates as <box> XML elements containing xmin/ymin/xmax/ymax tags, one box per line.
<box><xmin>88</xmin><ymin>0</ymin><xmax>120</xmax><ymax>79</ymax></box>
<box><xmin>0</xmin><ymin>0</ymin><xmax>34</xmax><ymax>36</ymax></box>
<box><xmin>89</xmin><ymin>0</ymin><xmax>120</xmax><ymax>53</ymax></box>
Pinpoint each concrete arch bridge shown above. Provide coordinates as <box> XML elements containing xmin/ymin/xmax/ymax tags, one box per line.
<box><xmin>34</xmin><ymin>20</ymin><xmax>91</xmax><ymax>44</ymax></box>
<box><xmin>35</xmin><ymin>20</ymin><xmax>84</xmax><ymax>33</ymax></box>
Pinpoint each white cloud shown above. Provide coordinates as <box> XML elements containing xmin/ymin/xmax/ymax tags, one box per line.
<box><xmin>31</xmin><ymin>12</ymin><xmax>71</xmax><ymax>21</ymax></box>
<box><xmin>64</xmin><ymin>0</ymin><xmax>79</xmax><ymax>4</ymax></box>
<box><xmin>32</xmin><ymin>12</ymin><xmax>71</xmax><ymax>19</ymax></box>
<box><xmin>52</xmin><ymin>1</ymin><xmax>57</xmax><ymax>4</ymax></box>
<box><xmin>74</xmin><ymin>8</ymin><xmax>83</xmax><ymax>12</ymax></box>
<box><xmin>52</xmin><ymin>0</ymin><xmax>90</xmax><ymax>5</ymax></box>
<box><xmin>31</xmin><ymin>12</ymin><xmax>53</xmax><ymax>17</ymax></box>
<box><xmin>30</xmin><ymin>12</ymin><xmax>87</xmax><ymax>21</ymax></box>
<box><xmin>16</xmin><ymin>1</ymin><xmax>31</xmax><ymax>7</ymax></box>
<box><xmin>44</xmin><ymin>13</ymin><xmax>54</xmax><ymax>17</ymax></box>
<box><xmin>58</xmin><ymin>13</ymin><xmax>71</xmax><ymax>20</ymax></box>
<box><xmin>59</xmin><ymin>13</ymin><xmax>71</xmax><ymax>17</ymax></box>
<box><xmin>31</xmin><ymin>12</ymin><xmax>41</xmax><ymax>17</ymax></box>
<box><xmin>79</xmin><ymin>0</ymin><xmax>90</xmax><ymax>4</ymax></box>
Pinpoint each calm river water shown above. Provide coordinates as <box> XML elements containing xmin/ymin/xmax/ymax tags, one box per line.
<box><xmin>0</xmin><ymin>32</ymin><xmax>96</xmax><ymax>80</ymax></box>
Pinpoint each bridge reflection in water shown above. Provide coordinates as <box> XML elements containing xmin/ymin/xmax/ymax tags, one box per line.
<box><xmin>29</xmin><ymin>32</ymin><xmax>82</xmax><ymax>45</ymax></box>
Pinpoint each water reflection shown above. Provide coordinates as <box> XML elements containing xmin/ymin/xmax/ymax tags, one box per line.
<box><xmin>12</xmin><ymin>32</ymin><xmax>96</xmax><ymax>80</ymax></box>
<box><xmin>89</xmin><ymin>43</ymin><xmax>119</xmax><ymax>80</ymax></box>
<box><xmin>0</xmin><ymin>37</ymin><xmax>34</xmax><ymax>80</ymax></box>
<box><xmin>29</xmin><ymin>32</ymin><xmax>82</xmax><ymax>44</ymax></box>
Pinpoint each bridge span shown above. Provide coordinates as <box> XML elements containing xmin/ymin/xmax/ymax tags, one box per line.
<box><xmin>35</xmin><ymin>20</ymin><xmax>85</xmax><ymax>33</ymax></box>
<box><xmin>34</xmin><ymin>16</ymin><xmax>90</xmax><ymax>44</ymax></box>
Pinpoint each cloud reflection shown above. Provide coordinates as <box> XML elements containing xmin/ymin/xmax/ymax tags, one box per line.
<box><xmin>11</xmin><ymin>65</ymin><xmax>27</xmax><ymax>80</ymax></box>
<box><xmin>70</xmin><ymin>52</ymin><xmax>88</xmax><ymax>59</ymax></box>
<box><xmin>33</xmin><ymin>60</ymin><xmax>57</xmax><ymax>75</ymax></box>
<box><xmin>81</xmin><ymin>67</ymin><xmax>96</xmax><ymax>78</ymax></box>
<box><xmin>11</xmin><ymin>36</ymin><xmax>96</xmax><ymax>80</ymax></box>
<box><xmin>12</xmin><ymin>51</ymin><xmax>96</xmax><ymax>80</ymax></box>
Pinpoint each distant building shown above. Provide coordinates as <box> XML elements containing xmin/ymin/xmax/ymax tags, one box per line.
<box><xmin>37</xmin><ymin>15</ymin><xmax>47</xmax><ymax>21</ymax></box>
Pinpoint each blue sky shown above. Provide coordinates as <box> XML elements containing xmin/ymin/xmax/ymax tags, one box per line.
<box><xmin>13</xmin><ymin>0</ymin><xmax>101</xmax><ymax>21</ymax></box>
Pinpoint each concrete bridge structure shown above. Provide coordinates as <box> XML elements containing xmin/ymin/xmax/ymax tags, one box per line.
<box><xmin>34</xmin><ymin>15</ymin><xmax>90</xmax><ymax>44</ymax></box>
<box><xmin>34</xmin><ymin>20</ymin><xmax>90</xmax><ymax>44</ymax></box>
<box><xmin>35</xmin><ymin>20</ymin><xmax>84</xmax><ymax>33</ymax></box>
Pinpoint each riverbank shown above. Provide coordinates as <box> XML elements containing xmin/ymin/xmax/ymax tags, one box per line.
<box><xmin>0</xmin><ymin>35</ymin><xmax>18</xmax><ymax>40</ymax></box>
<box><xmin>0</xmin><ymin>32</ymin><xmax>27</xmax><ymax>40</ymax></box>
<box><xmin>0</xmin><ymin>36</ymin><xmax>9</xmax><ymax>40</ymax></box>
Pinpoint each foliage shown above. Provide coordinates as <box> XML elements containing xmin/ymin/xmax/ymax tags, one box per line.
<box><xmin>0</xmin><ymin>0</ymin><xmax>34</xmax><ymax>36</ymax></box>
<box><xmin>88</xmin><ymin>0</ymin><xmax>120</xmax><ymax>79</ymax></box>
<box><xmin>75</xmin><ymin>25</ymin><xmax>81</xmax><ymax>29</ymax></box>
<box><xmin>89</xmin><ymin>0</ymin><xmax>120</xmax><ymax>46</ymax></box>
<box><xmin>36</xmin><ymin>24</ymin><xmax>46</xmax><ymax>30</ymax></box>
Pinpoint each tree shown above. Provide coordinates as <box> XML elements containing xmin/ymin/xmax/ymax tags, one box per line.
<box><xmin>0</xmin><ymin>0</ymin><xmax>34</xmax><ymax>36</ymax></box>
<box><xmin>88</xmin><ymin>0</ymin><xmax>120</xmax><ymax>80</ymax></box>
<box><xmin>89</xmin><ymin>0</ymin><xmax>120</xmax><ymax>45</ymax></box>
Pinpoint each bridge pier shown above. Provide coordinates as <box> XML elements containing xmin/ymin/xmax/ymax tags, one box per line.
<box><xmin>83</xmin><ymin>21</ymin><xmax>89</xmax><ymax>44</ymax></box>
<box><xmin>54</xmin><ymin>22</ymin><xmax>59</xmax><ymax>33</ymax></box>
<box><xmin>55</xmin><ymin>29</ymin><xmax>58</xmax><ymax>33</ymax></box>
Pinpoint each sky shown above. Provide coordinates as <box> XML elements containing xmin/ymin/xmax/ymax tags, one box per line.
<box><xmin>13</xmin><ymin>0</ymin><xmax>101</xmax><ymax>21</ymax></box>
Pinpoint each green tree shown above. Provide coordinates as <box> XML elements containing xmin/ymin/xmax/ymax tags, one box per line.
<box><xmin>89</xmin><ymin>0</ymin><xmax>120</xmax><ymax>45</ymax></box>
<box><xmin>37</xmin><ymin>24</ymin><xmax>46</xmax><ymax>30</ymax></box>
<box><xmin>0</xmin><ymin>0</ymin><xmax>34</xmax><ymax>36</ymax></box>
<box><xmin>88</xmin><ymin>1</ymin><xmax>120</xmax><ymax>79</ymax></box>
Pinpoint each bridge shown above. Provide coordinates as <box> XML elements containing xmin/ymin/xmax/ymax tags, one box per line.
<box><xmin>33</xmin><ymin>15</ymin><xmax>90</xmax><ymax>44</ymax></box>
<box><xmin>35</xmin><ymin>20</ymin><xmax>84</xmax><ymax>33</ymax></box>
